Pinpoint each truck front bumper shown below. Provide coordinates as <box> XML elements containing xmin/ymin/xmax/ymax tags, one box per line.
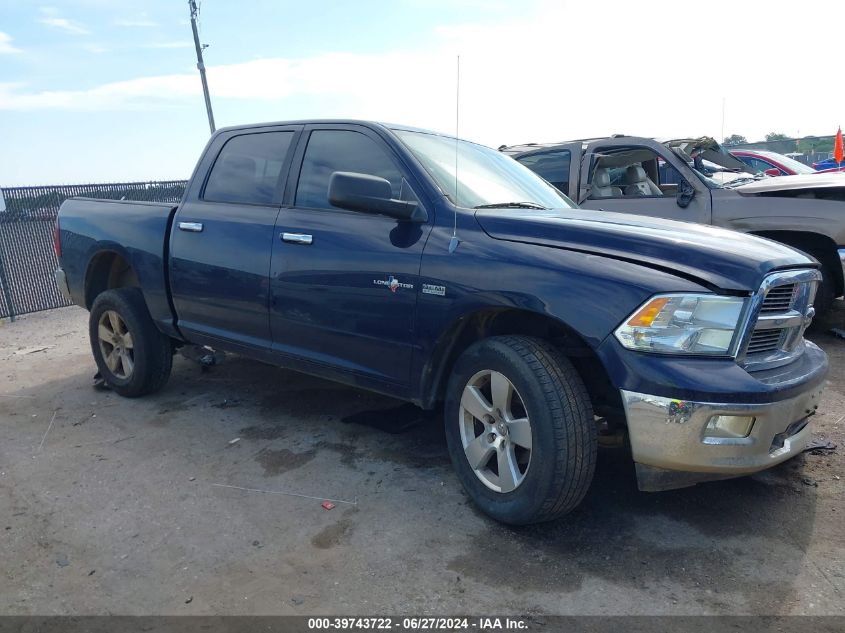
<box><xmin>619</xmin><ymin>342</ymin><xmax>828</xmax><ymax>491</ymax></box>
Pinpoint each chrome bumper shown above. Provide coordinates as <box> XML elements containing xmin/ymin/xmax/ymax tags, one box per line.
<box><xmin>622</xmin><ymin>385</ymin><xmax>823</xmax><ymax>491</ymax></box>
<box><xmin>54</xmin><ymin>268</ymin><xmax>72</xmax><ymax>302</ymax></box>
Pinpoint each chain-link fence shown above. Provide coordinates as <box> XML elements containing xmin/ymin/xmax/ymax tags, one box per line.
<box><xmin>0</xmin><ymin>180</ymin><xmax>187</xmax><ymax>320</ymax></box>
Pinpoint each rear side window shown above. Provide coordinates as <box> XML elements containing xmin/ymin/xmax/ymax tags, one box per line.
<box><xmin>295</xmin><ymin>130</ymin><xmax>403</xmax><ymax>210</ymax></box>
<box><xmin>204</xmin><ymin>131</ymin><xmax>294</xmax><ymax>205</ymax></box>
<box><xmin>516</xmin><ymin>150</ymin><xmax>571</xmax><ymax>195</ymax></box>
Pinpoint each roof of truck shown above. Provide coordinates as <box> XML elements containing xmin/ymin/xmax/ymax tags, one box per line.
<box><xmin>214</xmin><ymin>119</ymin><xmax>451</xmax><ymax>138</ymax></box>
<box><xmin>500</xmin><ymin>135</ymin><xmax>652</xmax><ymax>155</ymax></box>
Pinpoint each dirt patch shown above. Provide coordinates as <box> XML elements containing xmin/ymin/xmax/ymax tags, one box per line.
<box><xmin>255</xmin><ymin>448</ymin><xmax>317</xmax><ymax>477</ymax></box>
<box><xmin>312</xmin><ymin>513</ymin><xmax>357</xmax><ymax>550</ymax></box>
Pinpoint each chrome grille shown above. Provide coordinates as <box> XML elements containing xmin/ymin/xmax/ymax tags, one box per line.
<box><xmin>759</xmin><ymin>284</ymin><xmax>796</xmax><ymax>314</ymax></box>
<box><xmin>738</xmin><ymin>269</ymin><xmax>820</xmax><ymax>370</ymax></box>
<box><xmin>746</xmin><ymin>329</ymin><xmax>785</xmax><ymax>354</ymax></box>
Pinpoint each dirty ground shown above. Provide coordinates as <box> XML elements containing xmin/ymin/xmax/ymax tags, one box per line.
<box><xmin>0</xmin><ymin>306</ymin><xmax>843</xmax><ymax>615</ymax></box>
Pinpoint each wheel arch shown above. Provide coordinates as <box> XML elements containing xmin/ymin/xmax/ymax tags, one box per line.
<box><xmin>750</xmin><ymin>230</ymin><xmax>843</xmax><ymax>297</ymax></box>
<box><xmin>419</xmin><ymin>307</ymin><xmax>620</xmax><ymax>417</ymax></box>
<box><xmin>84</xmin><ymin>249</ymin><xmax>141</xmax><ymax>309</ymax></box>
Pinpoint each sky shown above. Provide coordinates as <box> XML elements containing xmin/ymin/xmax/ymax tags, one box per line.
<box><xmin>0</xmin><ymin>0</ymin><xmax>843</xmax><ymax>185</ymax></box>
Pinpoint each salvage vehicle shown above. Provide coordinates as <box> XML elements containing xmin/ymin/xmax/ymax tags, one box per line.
<box><xmin>503</xmin><ymin>136</ymin><xmax>845</xmax><ymax>313</ymax></box>
<box><xmin>55</xmin><ymin>120</ymin><xmax>827</xmax><ymax>524</ymax></box>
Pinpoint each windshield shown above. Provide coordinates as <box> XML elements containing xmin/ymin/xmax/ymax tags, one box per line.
<box><xmin>754</xmin><ymin>151</ymin><xmax>816</xmax><ymax>174</ymax></box>
<box><xmin>394</xmin><ymin>129</ymin><xmax>575</xmax><ymax>209</ymax></box>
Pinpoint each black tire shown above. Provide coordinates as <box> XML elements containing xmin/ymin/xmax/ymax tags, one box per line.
<box><xmin>444</xmin><ymin>335</ymin><xmax>596</xmax><ymax>525</ymax></box>
<box><xmin>89</xmin><ymin>288</ymin><xmax>172</xmax><ymax>397</ymax></box>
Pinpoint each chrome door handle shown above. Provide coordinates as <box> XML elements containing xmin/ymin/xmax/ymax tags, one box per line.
<box><xmin>178</xmin><ymin>222</ymin><xmax>204</xmax><ymax>232</ymax></box>
<box><xmin>281</xmin><ymin>232</ymin><xmax>313</xmax><ymax>245</ymax></box>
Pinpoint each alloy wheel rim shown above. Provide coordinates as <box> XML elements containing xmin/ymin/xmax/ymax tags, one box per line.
<box><xmin>97</xmin><ymin>310</ymin><xmax>134</xmax><ymax>380</ymax></box>
<box><xmin>459</xmin><ymin>369</ymin><xmax>532</xmax><ymax>493</ymax></box>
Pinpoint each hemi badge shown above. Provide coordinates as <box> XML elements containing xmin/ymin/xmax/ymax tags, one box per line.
<box><xmin>422</xmin><ymin>284</ymin><xmax>446</xmax><ymax>297</ymax></box>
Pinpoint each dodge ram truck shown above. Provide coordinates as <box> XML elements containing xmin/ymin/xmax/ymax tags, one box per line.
<box><xmin>55</xmin><ymin>120</ymin><xmax>828</xmax><ymax>525</ymax></box>
<box><xmin>502</xmin><ymin>136</ymin><xmax>845</xmax><ymax>314</ymax></box>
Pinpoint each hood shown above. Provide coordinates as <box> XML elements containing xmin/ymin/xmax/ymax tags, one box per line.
<box><xmin>664</xmin><ymin>136</ymin><xmax>751</xmax><ymax>172</ymax></box>
<box><xmin>475</xmin><ymin>208</ymin><xmax>816</xmax><ymax>292</ymax></box>
<box><xmin>735</xmin><ymin>173</ymin><xmax>845</xmax><ymax>194</ymax></box>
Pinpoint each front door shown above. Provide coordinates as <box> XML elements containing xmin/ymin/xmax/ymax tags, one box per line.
<box><xmin>170</xmin><ymin>127</ymin><xmax>299</xmax><ymax>348</ymax></box>
<box><xmin>269</xmin><ymin>125</ymin><xmax>431</xmax><ymax>391</ymax></box>
<box><xmin>578</xmin><ymin>143</ymin><xmax>712</xmax><ymax>224</ymax></box>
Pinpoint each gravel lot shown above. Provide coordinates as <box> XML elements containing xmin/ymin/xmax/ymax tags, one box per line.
<box><xmin>1</xmin><ymin>306</ymin><xmax>843</xmax><ymax>615</ymax></box>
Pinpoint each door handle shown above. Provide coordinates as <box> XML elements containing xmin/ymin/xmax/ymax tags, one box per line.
<box><xmin>178</xmin><ymin>222</ymin><xmax>204</xmax><ymax>232</ymax></box>
<box><xmin>281</xmin><ymin>232</ymin><xmax>313</xmax><ymax>245</ymax></box>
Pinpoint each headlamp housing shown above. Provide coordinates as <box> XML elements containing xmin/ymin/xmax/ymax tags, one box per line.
<box><xmin>614</xmin><ymin>294</ymin><xmax>747</xmax><ymax>355</ymax></box>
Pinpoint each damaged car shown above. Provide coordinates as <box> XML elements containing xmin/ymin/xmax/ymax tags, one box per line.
<box><xmin>503</xmin><ymin>135</ymin><xmax>845</xmax><ymax>313</ymax></box>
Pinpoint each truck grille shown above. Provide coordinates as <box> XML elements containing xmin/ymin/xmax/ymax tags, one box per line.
<box><xmin>759</xmin><ymin>284</ymin><xmax>796</xmax><ymax>313</ymax></box>
<box><xmin>739</xmin><ymin>270</ymin><xmax>820</xmax><ymax>370</ymax></box>
<box><xmin>746</xmin><ymin>329</ymin><xmax>785</xmax><ymax>354</ymax></box>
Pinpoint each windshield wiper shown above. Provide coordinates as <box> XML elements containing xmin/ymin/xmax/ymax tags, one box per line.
<box><xmin>473</xmin><ymin>201</ymin><xmax>549</xmax><ymax>210</ymax></box>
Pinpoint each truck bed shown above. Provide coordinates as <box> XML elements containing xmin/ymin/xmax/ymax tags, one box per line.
<box><xmin>58</xmin><ymin>197</ymin><xmax>179</xmax><ymax>335</ymax></box>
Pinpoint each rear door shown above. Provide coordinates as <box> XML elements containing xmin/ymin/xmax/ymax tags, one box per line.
<box><xmin>269</xmin><ymin>124</ymin><xmax>432</xmax><ymax>391</ymax></box>
<box><xmin>170</xmin><ymin>126</ymin><xmax>300</xmax><ymax>348</ymax></box>
<box><xmin>512</xmin><ymin>143</ymin><xmax>582</xmax><ymax>199</ymax></box>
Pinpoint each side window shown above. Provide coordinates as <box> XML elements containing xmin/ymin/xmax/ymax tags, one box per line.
<box><xmin>296</xmin><ymin>130</ymin><xmax>403</xmax><ymax>210</ymax></box>
<box><xmin>516</xmin><ymin>150</ymin><xmax>571</xmax><ymax>195</ymax></box>
<box><xmin>744</xmin><ymin>157</ymin><xmax>776</xmax><ymax>173</ymax></box>
<box><xmin>203</xmin><ymin>131</ymin><xmax>294</xmax><ymax>205</ymax></box>
<box><xmin>590</xmin><ymin>146</ymin><xmax>685</xmax><ymax>199</ymax></box>
<box><xmin>658</xmin><ymin>159</ymin><xmax>683</xmax><ymax>186</ymax></box>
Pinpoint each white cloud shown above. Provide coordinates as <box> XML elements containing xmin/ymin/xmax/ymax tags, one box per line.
<box><xmin>115</xmin><ymin>16</ymin><xmax>158</xmax><ymax>28</ymax></box>
<box><xmin>8</xmin><ymin>1</ymin><xmax>845</xmax><ymax>146</ymax></box>
<box><xmin>38</xmin><ymin>7</ymin><xmax>90</xmax><ymax>35</ymax></box>
<box><xmin>0</xmin><ymin>32</ymin><xmax>22</xmax><ymax>54</ymax></box>
<box><xmin>83</xmin><ymin>44</ymin><xmax>109</xmax><ymax>54</ymax></box>
<box><xmin>144</xmin><ymin>41</ymin><xmax>193</xmax><ymax>49</ymax></box>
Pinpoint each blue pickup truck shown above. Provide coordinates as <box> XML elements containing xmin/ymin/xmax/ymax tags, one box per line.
<box><xmin>54</xmin><ymin>120</ymin><xmax>828</xmax><ymax>524</ymax></box>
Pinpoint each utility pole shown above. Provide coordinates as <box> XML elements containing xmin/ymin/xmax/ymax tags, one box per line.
<box><xmin>188</xmin><ymin>0</ymin><xmax>215</xmax><ymax>134</ymax></box>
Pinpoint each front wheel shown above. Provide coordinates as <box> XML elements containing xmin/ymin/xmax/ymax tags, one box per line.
<box><xmin>89</xmin><ymin>288</ymin><xmax>173</xmax><ymax>397</ymax></box>
<box><xmin>444</xmin><ymin>336</ymin><xmax>597</xmax><ymax>525</ymax></box>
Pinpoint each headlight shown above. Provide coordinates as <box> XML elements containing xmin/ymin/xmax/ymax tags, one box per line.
<box><xmin>614</xmin><ymin>294</ymin><xmax>746</xmax><ymax>355</ymax></box>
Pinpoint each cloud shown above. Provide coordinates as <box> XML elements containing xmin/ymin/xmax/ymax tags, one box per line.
<box><xmin>38</xmin><ymin>7</ymin><xmax>90</xmax><ymax>35</ymax></box>
<box><xmin>83</xmin><ymin>44</ymin><xmax>109</xmax><ymax>54</ymax></box>
<box><xmin>114</xmin><ymin>16</ymin><xmax>158</xmax><ymax>28</ymax></box>
<box><xmin>7</xmin><ymin>0</ymin><xmax>845</xmax><ymax>146</ymax></box>
<box><xmin>0</xmin><ymin>32</ymin><xmax>22</xmax><ymax>54</ymax></box>
<box><xmin>144</xmin><ymin>41</ymin><xmax>192</xmax><ymax>49</ymax></box>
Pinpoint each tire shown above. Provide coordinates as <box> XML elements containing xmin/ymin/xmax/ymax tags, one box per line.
<box><xmin>89</xmin><ymin>288</ymin><xmax>172</xmax><ymax>397</ymax></box>
<box><xmin>444</xmin><ymin>335</ymin><xmax>597</xmax><ymax>525</ymax></box>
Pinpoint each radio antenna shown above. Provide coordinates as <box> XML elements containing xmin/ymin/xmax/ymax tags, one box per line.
<box><xmin>449</xmin><ymin>55</ymin><xmax>461</xmax><ymax>254</ymax></box>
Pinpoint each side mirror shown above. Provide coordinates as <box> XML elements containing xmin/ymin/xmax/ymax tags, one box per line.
<box><xmin>328</xmin><ymin>172</ymin><xmax>426</xmax><ymax>222</ymax></box>
<box><xmin>677</xmin><ymin>180</ymin><xmax>696</xmax><ymax>208</ymax></box>
<box><xmin>764</xmin><ymin>168</ymin><xmax>781</xmax><ymax>177</ymax></box>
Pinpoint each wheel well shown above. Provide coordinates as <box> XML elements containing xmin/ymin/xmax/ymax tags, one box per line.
<box><xmin>751</xmin><ymin>230</ymin><xmax>843</xmax><ymax>295</ymax></box>
<box><xmin>420</xmin><ymin>308</ymin><xmax>621</xmax><ymax>418</ymax></box>
<box><xmin>84</xmin><ymin>251</ymin><xmax>141</xmax><ymax>309</ymax></box>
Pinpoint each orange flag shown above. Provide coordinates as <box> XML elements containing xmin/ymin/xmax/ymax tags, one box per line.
<box><xmin>835</xmin><ymin>126</ymin><xmax>844</xmax><ymax>165</ymax></box>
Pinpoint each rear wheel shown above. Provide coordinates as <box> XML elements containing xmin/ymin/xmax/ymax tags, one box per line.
<box><xmin>89</xmin><ymin>288</ymin><xmax>172</xmax><ymax>397</ymax></box>
<box><xmin>444</xmin><ymin>335</ymin><xmax>597</xmax><ymax>525</ymax></box>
